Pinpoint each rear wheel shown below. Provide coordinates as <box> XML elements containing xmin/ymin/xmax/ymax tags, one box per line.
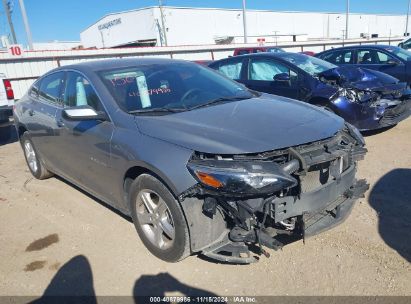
<box><xmin>129</xmin><ymin>174</ymin><xmax>190</xmax><ymax>262</ymax></box>
<box><xmin>21</xmin><ymin>132</ymin><xmax>53</xmax><ymax>180</ymax></box>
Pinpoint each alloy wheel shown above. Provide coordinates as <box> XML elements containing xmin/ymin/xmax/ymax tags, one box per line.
<box><xmin>135</xmin><ymin>189</ymin><xmax>175</xmax><ymax>250</ymax></box>
<box><xmin>24</xmin><ymin>141</ymin><xmax>38</xmax><ymax>173</ymax></box>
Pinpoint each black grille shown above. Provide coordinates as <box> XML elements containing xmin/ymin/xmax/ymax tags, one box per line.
<box><xmin>300</xmin><ymin>162</ymin><xmax>331</xmax><ymax>192</ymax></box>
<box><xmin>300</xmin><ymin>156</ymin><xmax>348</xmax><ymax>193</ymax></box>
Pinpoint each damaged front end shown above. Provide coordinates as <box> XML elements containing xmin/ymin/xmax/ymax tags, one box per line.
<box><xmin>179</xmin><ymin>124</ymin><xmax>369</xmax><ymax>264</ymax></box>
<box><xmin>317</xmin><ymin>67</ymin><xmax>411</xmax><ymax>130</ymax></box>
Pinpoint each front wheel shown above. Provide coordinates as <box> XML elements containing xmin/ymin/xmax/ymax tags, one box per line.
<box><xmin>129</xmin><ymin>174</ymin><xmax>190</xmax><ymax>262</ymax></box>
<box><xmin>20</xmin><ymin>132</ymin><xmax>53</xmax><ymax>180</ymax></box>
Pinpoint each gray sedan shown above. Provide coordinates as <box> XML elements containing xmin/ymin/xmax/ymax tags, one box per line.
<box><xmin>13</xmin><ymin>59</ymin><xmax>369</xmax><ymax>264</ymax></box>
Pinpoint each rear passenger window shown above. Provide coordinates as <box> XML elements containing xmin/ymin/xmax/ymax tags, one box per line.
<box><xmin>30</xmin><ymin>80</ymin><xmax>40</xmax><ymax>97</ymax></box>
<box><xmin>321</xmin><ymin>50</ymin><xmax>353</xmax><ymax>64</ymax></box>
<box><xmin>39</xmin><ymin>72</ymin><xmax>64</xmax><ymax>104</ymax></box>
<box><xmin>216</xmin><ymin>60</ymin><xmax>243</xmax><ymax>80</ymax></box>
<box><xmin>63</xmin><ymin>72</ymin><xmax>103</xmax><ymax>112</ymax></box>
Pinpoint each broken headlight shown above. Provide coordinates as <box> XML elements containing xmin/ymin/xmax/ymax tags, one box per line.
<box><xmin>340</xmin><ymin>88</ymin><xmax>377</xmax><ymax>104</ymax></box>
<box><xmin>187</xmin><ymin>160</ymin><xmax>298</xmax><ymax>195</ymax></box>
<box><xmin>341</xmin><ymin>88</ymin><xmax>358</xmax><ymax>102</ymax></box>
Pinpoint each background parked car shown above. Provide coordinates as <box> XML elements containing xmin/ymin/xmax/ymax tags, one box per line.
<box><xmin>0</xmin><ymin>73</ymin><xmax>14</xmax><ymax>126</ymax></box>
<box><xmin>398</xmin><ymin>37</ymin><xmax>411</xmax><ymax>50</ymax></box>
<box><xmin>233</xmin><ymin>46</ymin><xmax>285</xmax><ymax>56</ymax></box>
<box><xmin>209</xmin><ymin>52</ymin><xmax>411</xmax><ymax>131</ymax></box>
<box><xmin>300</xmin><ymin>51</ymin><xmax>316</xmax><ymax>56</ymax></box>
<box><xmin>233</xmin><ymin>47</ymin><xmax>315</xmax><ymax>57</ymax></box>
<box><xmin>315</xmin><ymin>45</ymin><xmax>411</xmax><ymax>85</ymax></box>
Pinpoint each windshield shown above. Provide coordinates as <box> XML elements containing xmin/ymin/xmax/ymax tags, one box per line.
<box><xmin>386</xmin><ymin>46</ymin><xmax>411</xmax><ymax>61</ymax></box>
<box><xmin>99</xmin><ymin>62</ymin><xmax>253</xmax><ymax>114</ymax></box>
<box><xmin>280</xmin><ymin>53</ymin><xmax>337</xmax><ymax>76</ymax></box>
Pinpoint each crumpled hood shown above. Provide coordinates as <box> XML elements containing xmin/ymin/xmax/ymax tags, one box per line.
<box><xmin>135</xmin><ymin>94</ymin><xmax>344</xmax><ymax>154</ymax></box>
<box><xmin>318</xmin><ymin>66</ymin><xmax>404</xmax><ymax>91</ymax></box>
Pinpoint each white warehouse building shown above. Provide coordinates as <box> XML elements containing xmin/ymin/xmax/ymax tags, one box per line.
<box><xmin>80</xmin><ymin>6</ymin><xmax>409</xmax><ymax>48</ymax></box>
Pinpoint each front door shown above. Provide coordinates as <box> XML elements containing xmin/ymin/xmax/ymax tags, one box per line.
<box><xmin>244</xmin><ymin>57</ymin><xmax>300</xmax><ymax>99</ymax></box>
<box><xmin>54</xmin><ymin>71</ymin><xmax>115</xmax><ymax>203</ymax></box>
<box><xmin>355</xmin><ymin>49</ymin><xmax>407</xmax><ymax>82</ymax></box>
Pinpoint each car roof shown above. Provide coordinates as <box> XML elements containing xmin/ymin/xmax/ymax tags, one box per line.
<box><xmin>54</xmin><ymin>58</ymin><xmax>189</xmax><ymax>73</ymax></box>
<box><xmin>321</xmin><ymin>44</ymin><xmax>399</xmax><ymax>52</ymax></box>
<box><xmin>235</xmin><ymin>46</ymin><xmax>281</xmax><ymax>49</ymax></box>
<box><xmin>220</xmin><ymin>52</ymin><xmax>307</xmax><ymax>60</ymax></box>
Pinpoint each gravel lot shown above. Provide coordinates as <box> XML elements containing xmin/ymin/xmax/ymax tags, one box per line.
<box><xmin>0</xmin><ymin>118</ymin><xmax>410</xmax><ymax>298</ymax></box>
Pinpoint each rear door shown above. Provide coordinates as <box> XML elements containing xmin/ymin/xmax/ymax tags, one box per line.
<box><xmin>54</xmin><ymin>71</ymin><xmax>115</xmax><ymax>201</ymax></box>
<box><xmin>354</xmin><ymin>49</ymin><xmax>406</xmax><ymax>82</ymax></box>
<box><xmin>243</xmin><ymin>57</ymin><xmax>301</xmax><ymax>99</ymax></box>
<box><xmin>318</xmin><ymin>49</ymin><xmax>355</xmax><ymax>66</ymax></box>
<box><xmin>25</xmin><ymin>72</ymin><xmax>65</xmax><ymax>169</ymax></box>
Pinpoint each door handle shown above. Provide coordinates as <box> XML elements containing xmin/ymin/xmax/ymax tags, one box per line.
<box><xmin>56</xmin><ymin>119</ymin><xmax>65</xmax><ymax>127</ymax></box>
<box><xmin>28</xmin><ymin>109</ymin><xmax>34</xmax><ymax>116</ymax></box>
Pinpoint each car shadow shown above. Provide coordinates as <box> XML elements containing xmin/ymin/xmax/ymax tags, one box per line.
<box><xmin>30</xmin><ymin>255</ymin><xmax>221</xmax><ymax>303</ymax></box>
<box><xmin>368</xmin><ymin>168</ymin><xmax>411</xmax><ymax>262</ymax></box>
<box><xmin>133</xmin><ymin>273</ymin><xmax>221</xmax><ymax>299</ymax></box>
<box><xmin>361</xmin><ymin>125</ymin><xmax>396</xmax><ymax>137</ymax></box>
<box><xmin>0</xmin><ymin>122</ymin><xmax>18</xmax><ymax>146</ymax></box>
<box><xmin>31</xmin><ymin>255</ymin><xmax>97</xmax><ymax>304</ymax></box>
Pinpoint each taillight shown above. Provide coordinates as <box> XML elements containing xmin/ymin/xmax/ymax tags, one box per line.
<box><xmin>3</xmin><ymin>79</ymin><xmax>14</xmax><ymax>100</ymax></box>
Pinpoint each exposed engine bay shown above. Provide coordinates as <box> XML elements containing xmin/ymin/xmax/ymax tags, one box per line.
<box><xmin>312</xmin><ymin>66</ymin><xmax>411</xmax><ymax>130</ymax></box>
<box><xmin>179</xmin><ymin>123</ymin><xmax>369</xmax><ymax>264</ymax></box>
<box><xmin>318</xmin><ymin>66</ymin><xmax>411</xmax><ymax>105</ymax></box>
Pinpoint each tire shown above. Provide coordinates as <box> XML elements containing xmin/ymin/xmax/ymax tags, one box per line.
<box><xmin>20</xmin><ymin>132</ymin><xmax>53</xmax><ymax>180</ymax></box>
<box><xmin>129</xmin><ymin>174</ymin><xmax>190</xmax><ymax>262</ymax></box>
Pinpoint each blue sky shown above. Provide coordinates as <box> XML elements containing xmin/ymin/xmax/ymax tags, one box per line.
<box><xmin>4</xmin><ymin>0</ymin><xmax>411</xmax><ymax>46</ymax></box>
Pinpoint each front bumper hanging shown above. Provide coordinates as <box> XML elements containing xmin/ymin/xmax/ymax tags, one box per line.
<box><xmin>201</xmin><ymin>175</ymin><xmax>369</xmax><ymax>264</ymax></box>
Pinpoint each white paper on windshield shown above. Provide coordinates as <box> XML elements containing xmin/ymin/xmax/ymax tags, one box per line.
<box><xmin>135</xmin><ymin>72</ymin><xmax>151</xmax><ymax>108</ymax></box>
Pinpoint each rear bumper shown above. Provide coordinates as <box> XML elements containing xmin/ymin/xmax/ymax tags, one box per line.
<box><xmin>0</xmin><ymin>105</ymin><xmax>13</xmax><ymax>113</ymax></box>
<box><xmin>0</xmin><ymin>105</ymin><xmax>13</xmax><ymax>121</ymax></box>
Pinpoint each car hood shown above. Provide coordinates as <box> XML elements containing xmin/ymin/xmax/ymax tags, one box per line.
<box><xmin>318</xmin><ymin>66</ymin><xmax>402</xmax><ymax>91</ymax></box>
<box><xmin>135</xmin><ymin>94</ymin><xmax>344</xmax><ymax>154</ymax></box>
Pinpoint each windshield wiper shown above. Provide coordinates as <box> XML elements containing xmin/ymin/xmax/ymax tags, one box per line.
<box><xmin>128</xmin><ymin>107</ymin><xmax>186</xmax><ymax>114</ymax></box>
<box><xmin>188</xmin><ymin>96</ymin><xmax>252</xmax><ymax>111</ymax></box>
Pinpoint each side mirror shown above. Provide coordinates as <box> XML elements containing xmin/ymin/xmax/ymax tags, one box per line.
<box><xmin>387</xmin><ymin>59</ymin><xmax>400</xmax><ymax>65</ymax></box>
<box><xmin>273</xmin><ymin>73</ymin><xmax>291</xmax><ymax>82</ymax></box>
<box><xmin>398</xmin><ymin>43</ymin><xmax>404</xmax><ymax>48</ymax></box>
<box><xmin>63</xmin><ymin>106</ymin><xmax>107</xmax><ymax>121</ymax></box>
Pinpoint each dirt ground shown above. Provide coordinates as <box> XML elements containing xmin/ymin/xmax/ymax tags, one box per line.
<box><xmin>0</xmin><ymin>118</ymin><xmax>410</xmax><ymax>298</ymax></box>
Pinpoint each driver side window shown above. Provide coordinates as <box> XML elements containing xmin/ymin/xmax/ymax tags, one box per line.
<box><xmin>249</xmin><ymin>59</ymin><xmax>297</xmax><ymax>81</ymax></box>
<box><xmin>63</xmin><ymin>72</ymin><xmax>103</xmax><ymax>112</ymax></box>
<box><xmin>376</xmin><ymin>51</ymin><xmax>396</xmax><ymax>64</ymax></box>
